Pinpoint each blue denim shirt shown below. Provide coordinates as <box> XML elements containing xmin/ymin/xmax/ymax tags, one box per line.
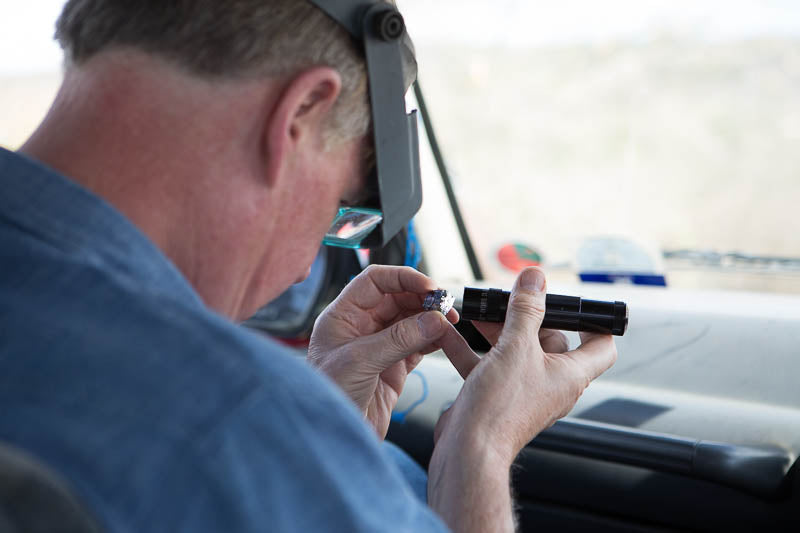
<box><xmin>0</xmin><ymin>148</ymin><xmax>446</xmax><ymax>532</ymax></box>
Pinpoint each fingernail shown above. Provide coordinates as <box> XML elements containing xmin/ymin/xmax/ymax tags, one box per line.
<box><xmin>418</xmin><ymin>312</ymin><xmax>442</xmax><ymax>338</ymax></box>
<box><xmin>519</xmin><ymin>269</ymin><xmax>545</xmax><ymax>292</ymax></box>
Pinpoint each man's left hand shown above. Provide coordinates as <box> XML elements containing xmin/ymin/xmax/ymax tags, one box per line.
<box><xmin>308</xmin><ymin>265</ymin><xmax>458</xmax><ymax>439</ymax></box>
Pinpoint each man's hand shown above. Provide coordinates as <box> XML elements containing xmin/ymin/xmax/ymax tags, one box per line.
<box><xmin>308</xmin><ymin>265</ymin><xmax>458</xmax><ymax>439</ymax></box>
<box><xmin>429</xmin><ymin>267</ymin><xmax>617</xmax><ymax>533</ymax></box>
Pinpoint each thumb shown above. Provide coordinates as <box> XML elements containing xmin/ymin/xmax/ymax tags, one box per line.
<box><xmin>498</xmin><ymin>267</ymin><xmax>547</xmax><ymax>352</ymax></box>
<box><xmin>352</xmin><ymin>311</ymin><xmax>449</xmax><ymax>372</ymax></box>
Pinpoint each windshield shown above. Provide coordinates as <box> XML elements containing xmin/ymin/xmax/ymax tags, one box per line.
<box><xmin>3</xmin><ymin>0</ymin><xmax>799</xmax><ymax>294</ymax></box>
<box><xmin>402</xmin><ymin>0</ymin><xmax>800</xmax><ymax>294</ymax></box>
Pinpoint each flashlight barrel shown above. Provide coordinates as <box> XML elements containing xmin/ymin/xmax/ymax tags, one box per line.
<box><xmin>461</xmin><ymin>288</ymin><xmax>628</xmax><ymax>336</ymax></box>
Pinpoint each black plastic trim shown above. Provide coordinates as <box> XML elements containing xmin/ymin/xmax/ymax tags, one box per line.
<box><xmin>531</xmin><ymin>418</ymin><xmax>795</xmax><ymax>496</ymax></box>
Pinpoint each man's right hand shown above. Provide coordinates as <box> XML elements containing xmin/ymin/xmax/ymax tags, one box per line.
<box><xmin>429</xmin><ymin>267</ymin><xmax>617</xmax><ymax>533</ymax></box>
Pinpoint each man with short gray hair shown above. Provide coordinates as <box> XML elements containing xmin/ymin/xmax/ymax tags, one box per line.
<box><xmin>0</xmin><ymin>1</ymin><xmax>616</xmax><ymax>532</ymax></box>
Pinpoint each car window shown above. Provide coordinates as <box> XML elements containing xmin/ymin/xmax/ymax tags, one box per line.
<box><xmin>402</xmin><ymin>0</ymin><xmax>800</xmax><ymax>294</ymax></box>
<box><xmin>4</xmin><ymin>0</ymin><xmax>799</xmax><ymax>296</ymax></box>
<box><xmin>0</xmin><ymin>0</ymin><xmax>65</xmax><ymax>150</ymax></box>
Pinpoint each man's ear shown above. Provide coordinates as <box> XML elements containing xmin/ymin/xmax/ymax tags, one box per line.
<box><xmin>263</xmin><ymin>66</ymin><xmax>343</xmax><ymax>187</ymax></box>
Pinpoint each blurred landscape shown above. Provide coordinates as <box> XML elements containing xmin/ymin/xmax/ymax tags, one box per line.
<box><xmin>0</xmin><ymin>73</ymin><xmax>60</xmax><ymax>149</ymax></box>
<box><xmin>413</xmin><ymin>37</ymin><xmax>800</xmax><ymax>292</ymax></box>
<box><xmin>2</xmin><ymin>0</ymin><xmax>799</xmax><ymax>293</ymax></box>
<box><xmin>396</xmin><ymin>0</ymin><xmax>800</xmax><ymax>293</ymax></box>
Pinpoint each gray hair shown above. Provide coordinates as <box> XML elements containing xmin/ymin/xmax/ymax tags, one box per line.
<box><xmin>55</xmin><ymin>0</ymin><xmax>372</xmax><ymax>146</ymax></box>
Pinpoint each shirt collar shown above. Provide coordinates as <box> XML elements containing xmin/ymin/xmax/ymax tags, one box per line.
<box><xmin>0</xmin><ymin>147</ymin><xmax>204</xmax><ymax>308</ymax></box>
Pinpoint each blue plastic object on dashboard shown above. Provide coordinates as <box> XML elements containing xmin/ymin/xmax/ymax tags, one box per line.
<box><xmin>576</xmin><ymin>237</ymin><xmax>667</xmax><ymax>287</ymax></box>
<box><xmin>404</xmin><ymin>220</ymin><xmax>421</xmax><ymax>269</ymax></box>
<box><xmin>390</xmin><ymin>370</ymin><xmax>429</xmax><ymax>424</ymax></box>
<box><xmin>579</xmin><ymin>272</ymin><xmax>667</xmax><ymax>287</ymax></box>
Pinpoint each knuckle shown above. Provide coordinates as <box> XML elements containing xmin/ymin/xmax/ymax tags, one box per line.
<box><xmin>579</xmin><ymin>369</ymin><xmax>592</xmax><ymax>392</ymax></box>
<box><xmin>564</xmin><ymin>377</ymin><xmax>587</xmax><ymax>411</ymax></box>
<box><xmin>363</xmin><ymin>264</ymin><xmax>380</xmax><ymax>277</ymax></box>
<box><xmin>510</xmin><ymin>294</ymin><xmax>546</xmax><ymax>320</ymax></box>
<box><xmin>496</xmin><ymin>335</ymin><xmax>532</xmax><ymax>359</ymax></box>
<box><xmin>563</xmin><ymin>361</ymin><xmax>591</xmax><ymax>402</ymax></box>
<box><xmin>596</xmin><ymin>338</ymin><xmax>619</xmax><ymax>373</ymax></box>
<box><xmin>578</xmin><ymin>362</ymin><xmax>593</xmax><ymax>389</ymax></box>
<box><xmin>388</xmin><ymin>320</ymin><xmax>413</xmax><ymax>351</ymax></box>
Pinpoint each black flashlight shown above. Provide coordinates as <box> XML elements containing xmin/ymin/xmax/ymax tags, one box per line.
<box><xmin>461</xmin><ymin>288</ymin><xmax>628</xmax><ymax>336</ymax></box>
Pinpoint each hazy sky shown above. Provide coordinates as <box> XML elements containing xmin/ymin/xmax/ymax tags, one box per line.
<box><xmin>400</xmin><ymin>0</ymin><xmax>800</xmax><ymax>47</ymax></box>
<box><xmin>0</xmin><ymin>0</ymin><xmax>66</xmax><ymax>75</ymax></box>
<box><xmin>2</xmin><ymin>0</ymin><xmax>799</xmax><ymax>75</ymax></box>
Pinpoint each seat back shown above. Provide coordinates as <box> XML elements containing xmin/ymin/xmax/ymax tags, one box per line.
<box><xmin>0</xmin><ymin>443</ymin><xmax>101</xmax><ymax>533</ymax></box>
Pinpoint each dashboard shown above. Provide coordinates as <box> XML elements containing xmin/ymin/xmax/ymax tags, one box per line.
<box><xmin>387</xmin><ymin>283</ymin><xmax>800</xmax><ymax>531</ymax></box>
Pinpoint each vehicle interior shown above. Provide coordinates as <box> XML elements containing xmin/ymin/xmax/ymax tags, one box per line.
<box><xmin>2</xmin><ymin>0</ymin><xmax>799</xmax><ymax>531</ymax></box>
